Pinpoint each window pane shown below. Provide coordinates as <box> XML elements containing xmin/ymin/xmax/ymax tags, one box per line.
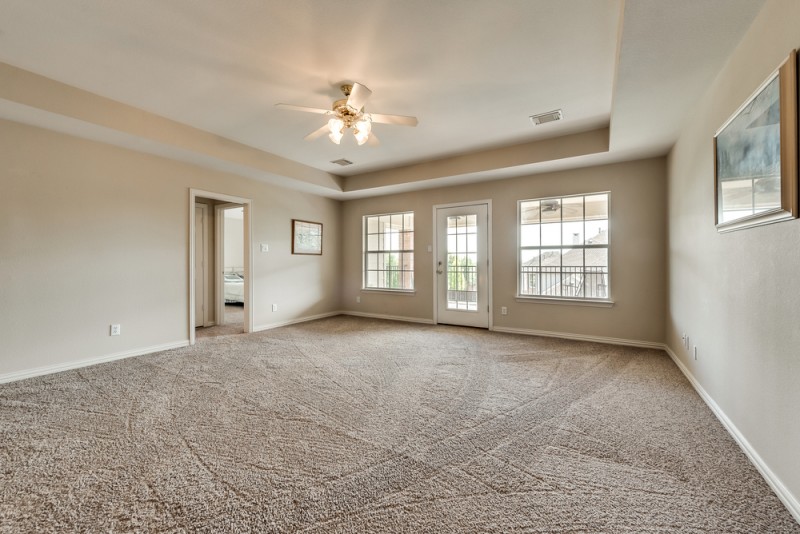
<box><xmin>585</xmin><ymin>220</ymin><xmax>608</xmax><ymax>245</ymax></box>
<box><xmin>521</xmin><ymin>224</ymin><xmax>540</xmax><ymax>247</ymax></box>
<box><xmin>403</xmin><ymin>212</ymin><xmax>414</xmax><ymax>230</ymax></box>
<box><xmin>520</xmin><ymin>200</ymin><xmax>540</xmax><ymax>224</ymax></box>
<box><xmin>367</xmin><ymin>234</ymin><xmax>379</xmax><ymax>251</ymax></box>
<box><xmin>562</xmin><ymin>196</ymin><xmax>584</xmax><ymax>222</ymax></box>
<box><xmin>585</xmin><ymin>194</ymin><xmax>608</xmax><ymax>220</ymax></box>
<box><xmin>367</xmin><ymin>216</ymin><xmax>379</xmax><ymax>234</ymax></box>
<box><xmin>562</xmin><ymin>248</ymin><xmax>583</xmax><ymax>267</ymax></box>
<box><xmin>390</xmin><ymin>213</ymin><xmax>403</xmax><ymax>229</ymax></box>
<box><xmin>562</xmin><ymin>221</ymin><xmax>583</xmax><ymax>246</ymax></box>
<box><xmin>541</xmin><ymin>223</ymin><xmax>561</xmax><ymax>246</ymax></box>
<box><xmin>366</xmin><ymin>271</ymin><xmax>378</xmax><ymax>288</ymax></box>
<box><xmin>367</xmin><ymin>253</ymin><xmax>377</xmax><ymax>270</ymax></box>
<box><xmin>541</xmin><ymin>199</ymin><xmax>561</xmax><ymax>222</ymax></box>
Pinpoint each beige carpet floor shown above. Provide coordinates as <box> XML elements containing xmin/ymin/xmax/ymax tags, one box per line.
<box><xmin>1</xmin><ymin>316</ymin><xmax>797</xmax><ymax>532</ymax></box>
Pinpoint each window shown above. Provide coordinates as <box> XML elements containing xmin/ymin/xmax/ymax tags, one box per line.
<box><xmin>363</xmin><ymin>212</ymin><xmax>414</xmax><ymax>290</ymax></box>
<box><xmin>518</xmin><ymin>192</ymin><xmax>609</xmax><ymax>300</ymax></box>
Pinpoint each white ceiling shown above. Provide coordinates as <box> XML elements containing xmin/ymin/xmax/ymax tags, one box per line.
<box><xmin>0</xmin><ymin>0</ymin><xmax>765</xmax><ymax>198</ymax></box>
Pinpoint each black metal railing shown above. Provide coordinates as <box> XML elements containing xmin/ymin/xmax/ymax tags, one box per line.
<box><xmin>520</xmin><ymin>266</ymin><xmax>608</xmax><ymax>298</ymax></box>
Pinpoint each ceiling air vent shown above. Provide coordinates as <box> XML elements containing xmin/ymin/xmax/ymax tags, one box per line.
<box><xmin>330</xmin><ymin>158</ymin><xmax>353</xmax><ymax>166</ymax></box>
<box><xmin>529</xmin><ymin>109</ymin><xmax>563</xmax><ymax>126</ymax></box>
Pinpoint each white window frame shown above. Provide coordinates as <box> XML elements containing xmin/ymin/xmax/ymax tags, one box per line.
<box><xmin>516</xmin><ymin>192</ymin><xmax>613</xmax><ymax>307</ymax></box>
<box><xmin>362</xmin><ymin>211</ymin><xmax>415</xmax><ymax>292</ymax></box>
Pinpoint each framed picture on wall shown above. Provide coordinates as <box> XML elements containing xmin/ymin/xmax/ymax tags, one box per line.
<box><xmin>713</xmin><ymin>49</ymin><xmax>798</xmax><ymax>232</ymax></box>
<box><xmin>292</xmin><ymin>219</ymin><xmax>323</xmax><ymax>255</ymax></box>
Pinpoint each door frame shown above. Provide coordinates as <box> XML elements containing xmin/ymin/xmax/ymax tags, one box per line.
<box><xmin>194</xmin><ymin>202</ymin><xmax>213</xmax><ymax>327</ymax></box>
<box><xmin>189</xmin><ymin>189</ymin><xmax>253</xmax><ymax>344</ymax></box>
<box><xmin>432</xmin><ymin>199</ymin><xmax>493</xmax><ymax>329</ymax></box>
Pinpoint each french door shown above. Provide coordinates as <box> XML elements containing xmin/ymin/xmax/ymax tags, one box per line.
<box><xmin>435</xmin><ymin>203</ymin><xmax>490</xmax><ymax>328</ymax></box>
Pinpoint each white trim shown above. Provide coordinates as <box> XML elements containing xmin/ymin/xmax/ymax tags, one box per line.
<box><xmin>663</xmin><ymin>345</ymin><xmax>800</xmax><ymax>523</ymax></box>
<box><xmin>0</xmin><ymin>341</ymin><xmax>189</xmax><ymax>384</ymax></box>
<box><xmin>515</xmin><ymin>296</ymin><xmax>615</xmax><ymax>308</ymax></box>
<box><xmin>716</xmin><ymin>208</ymin><xmax>794</xmax><ymax>233</ymax></box>
<box><xmin>252</xmin><ymin>311</ymin><xmax>344</xmax><ymax>332</ymax></box>
<box><xmin>491</xmin><ymin>325</ymin><xmax>663</xmax><ymax>349</ymax></box>
<box><xmin>432</xmin><ymin>199</ymin><xmax>493</xmax><ymax>329</ymax></box>
<box><xmin>360</xmin><ymin>288</ymin><xmax>416</xmax><ymax>296</ymax></box>
<box><xmin>341</xmin><ymin>311</ymin><xmax>435</xmax><ymax>325</ymax></box>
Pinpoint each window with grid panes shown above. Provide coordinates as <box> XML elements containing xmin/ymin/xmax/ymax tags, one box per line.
<box><xmin>363</xmin><ymin>212</ymin><xmax>414</xmax><ymax>290</ymax></box>
<box><xmin>518</xmin><ymin>193</ymin><xmax>609</xmax><ymax>300</ymax></box>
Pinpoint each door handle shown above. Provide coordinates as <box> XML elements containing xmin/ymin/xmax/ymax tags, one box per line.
<box><xmin>437</xmin><ymin>260</ymin><xmax>443</xmax><ymax>275</ymax></box>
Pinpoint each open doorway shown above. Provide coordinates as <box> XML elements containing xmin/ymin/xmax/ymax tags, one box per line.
<box><xmin>189</xmin><ymin>189</ymin><xmax>252</xmax><ymax>344</ymax></box>
<box><xmin>217</xmin><ymin>204</ymin><xmax>245</xmax><ymax>333</ymax></box>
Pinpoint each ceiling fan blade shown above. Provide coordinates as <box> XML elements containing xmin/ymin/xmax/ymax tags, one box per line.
<box><xmin>346</xmin><ymin>82</ymin><xmax>372</xmax><ymax>111</ymax></box>
<box><xmin>369</xmin><ymin>113</ymin><xmax>418</xmax><ymax>127</ymax></box>
<box><xmin>304</xmin><ymin>124</ymin><xmax>329</xmax><ymax>141</ymax></box>
<box><xmin>367</xmin><ymin>132</ymin><xmax>380</xmax><ymax>146</ymax></box>
<box><xmin>276</xmin><ymin>103</ymin><xmax>331</xmax><ymax>115</ymax></box>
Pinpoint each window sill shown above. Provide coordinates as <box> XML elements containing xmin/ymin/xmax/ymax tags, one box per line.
<box><xmin>515</xmin><ymin>296</ymin><xmax>614</xmax><ymax>308</ymax></box>
<box><xmin>361</xmin><ymin>288</ymin><xmax>416</xmax><ymax>296</ymax></box>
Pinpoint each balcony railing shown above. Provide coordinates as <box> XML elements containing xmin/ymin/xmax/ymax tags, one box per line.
<box><xmin>520</xmin><ymin>265</ymin><xmax>608</xmax><ymax>298</ymax></box>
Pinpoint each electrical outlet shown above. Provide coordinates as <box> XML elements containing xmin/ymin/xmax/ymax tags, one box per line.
<box><xmin>501</xmin><ymin>306</ymin><xmax>508</xmax><ymax>316</ymax></box>
<box><xmin>110</xmin><ymin>324</ymin><xmax>121</xmax><ymax>336</ymax></box>
<box><xmin>356</xmin><ymin>296</ymin><xmax>361</xmax><ymax>303</ymax></box>
<box><xmin>272</xmin><ymin>304</ymin><xmax>278</xmax><ymax>312</ymax></box>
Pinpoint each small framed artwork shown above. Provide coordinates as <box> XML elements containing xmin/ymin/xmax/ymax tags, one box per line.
<box><xmin>714</xmin><ymin>49</ymin><xmax>798</xmax><ymax>232</ymax></box>
<box><xmin>292</xmin><ymin>219</ymin><xmax>323</xmax><ymax>255</ymax></box>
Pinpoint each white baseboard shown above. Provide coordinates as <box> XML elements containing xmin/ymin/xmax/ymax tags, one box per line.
<box><xmin>491</xmin><ymin>325</ymin><xmax>664</xmax><ymax>350</ymax></box>
<box><xmin>340</xmin><ymin>311</ymin><xmax>435</xmax><ymax>325</ymax></box>
<box><xmin>0</xmin><ymin>340</ymin><xmax>190</xmax><ymax>385</ymax></box>
<box><xmin>664</xmin><ymin>345</ymin><xmax>800</xmax><ymax>523</ymax></box>
<box><xmin>252</xmin><ymin>311</ymin><xmax>343</xmax><ymax>332</ymax></box>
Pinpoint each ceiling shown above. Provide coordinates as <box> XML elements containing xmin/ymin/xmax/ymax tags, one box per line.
<box><xmin>0</xmin><ymin>0</ymin><xmax>765</xmax><ymax>198</ymax></box>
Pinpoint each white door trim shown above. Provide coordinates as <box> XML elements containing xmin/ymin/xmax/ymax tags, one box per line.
<box><xmin>432</xmin><ymin>199</ymin><xmax>493</xmax><ymax>329</ymax></box>
<box><xmin>194</xmin><ymin>203</ymin><xmax>212</xmax><ymax>327</ymax></box>
<box><xmin>189</xmin><ymin>189</ymin><xmax>253</xmax><ymax>344</ymax></box>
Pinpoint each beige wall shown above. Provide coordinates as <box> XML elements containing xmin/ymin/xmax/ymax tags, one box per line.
<box><xmin>342</xmin><ymin>157</ymin><xmax>667</xmax><ymax>344</ymax></box>
<box><xmin>667</xmin><ymin>0</ymin><xmax>800</xmax><ymax>512</ymax></box>
<box><xmin>0</xmin><ymin>119</ymin><xmax>341</xmax><ymax>377</ymax></box>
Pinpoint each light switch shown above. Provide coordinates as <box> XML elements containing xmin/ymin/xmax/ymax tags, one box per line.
<box><xmin>427</xmin><ymin>245</ymin><xmax>432</xmax><ymax>252</ymax></box>
<box><xmin>260</xmin><ymin>243</ymin><xmax>269</xmax><ymax>252</ymax></box>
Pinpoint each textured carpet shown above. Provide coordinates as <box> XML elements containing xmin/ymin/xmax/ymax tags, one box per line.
<box><xmin>196</xmin><ymin>304</ymin><xmax>244</xmax><ymax>339</ymax></box>
<box><xmin>1</xmin><ymin>316</ymin><xmax>797</xmax><ymax>532</ymax></box>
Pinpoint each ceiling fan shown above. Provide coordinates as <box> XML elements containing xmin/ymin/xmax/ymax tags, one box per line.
<box><xmin>276</xmin><ymin>82</ymin><xmax>418</xmax><ymax>146</ymax></box>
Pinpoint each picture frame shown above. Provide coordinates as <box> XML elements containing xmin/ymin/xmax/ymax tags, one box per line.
<box><xmin>291</xmin><ymin>219</ymin><xmax>323</xmax><ymax>255</ymax></box>
<box><xmin>713</xmin><ymin>49</ymin><xmax>798</xmax><ymax>233</ymax></box>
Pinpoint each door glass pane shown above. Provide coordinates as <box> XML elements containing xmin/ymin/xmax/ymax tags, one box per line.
<box><xmin>446</xmin><ymin>214</ymin><xmax>478</xmax><ymax>311</ymax></box>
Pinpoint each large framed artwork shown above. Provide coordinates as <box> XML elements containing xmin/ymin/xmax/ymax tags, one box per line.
<box><xmin>714</xmin><ymin>49</ymin><xmax>798</xmax><ymax>232</ymax></box>
<box><xmin>291</xmin><ymin>219</ymin><xmax>323</xmax><ymax>255</ymax></box>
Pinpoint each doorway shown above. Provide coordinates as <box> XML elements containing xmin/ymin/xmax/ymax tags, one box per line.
<box><xmin>434</xmin><ymin>201</ymin><xmax>491</xmax><ymax>328</ymax></box>
<box><xmin>216</xmin><ymin>204</ymin><xmax>245</xmax><ymax>331</ymax></box>
<box><xmin>189</xmin><ymin>189</ymin><xmax>252</xmax><ymax>344</ymax></box>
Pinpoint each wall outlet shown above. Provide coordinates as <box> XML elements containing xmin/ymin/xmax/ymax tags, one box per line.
<box><xmin>110</xmin><ymin>324</ymin><xmax>121</xmax><ymax>336</ymax></box>
<box><xmin>272</xmin><ymin>304</ymin><xmax>278</xmax><ymax>312</ymax></box>
<box><xmin>501</xmin><ymin>306</ymin><xmax>508</xmax><ymax>316</ymax></box>
<box><xmin>356</xmin><ymin>296</ymin><xmax>361</xmax><ymax>303</ymax></box>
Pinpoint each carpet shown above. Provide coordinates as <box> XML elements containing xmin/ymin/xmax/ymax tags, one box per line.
<box><xmin>1</xmin><ymin>316</ymin><xmax>797</xmax><ymax>532</ymax></box>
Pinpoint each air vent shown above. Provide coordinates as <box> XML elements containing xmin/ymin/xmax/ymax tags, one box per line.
<box><xmin>529</xmin><ymin>109</ymin><xmax>563</xmax><ymax>126</ymax></box>
<box><xmin>331</xmin><ymin>158</ymin><xmax>353</xmax><ymax>166</ymax></box>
